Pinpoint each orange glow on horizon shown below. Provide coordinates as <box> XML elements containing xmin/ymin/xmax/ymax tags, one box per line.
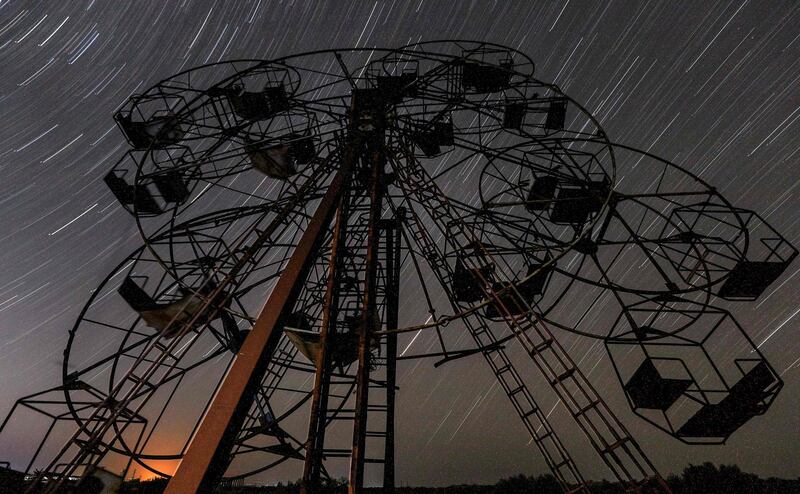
<box><xmin>130</xmin><ymin>460</ymin><xmax>178</xmax><ymax>481</ymax></box>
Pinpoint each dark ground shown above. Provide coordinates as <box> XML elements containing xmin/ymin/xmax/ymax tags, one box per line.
<box><xmin>43</xmin><ymin>463</ymin><xmax>798</xmax><ymax>494</ymax></box>
<box><xmin>3</xmin><ymin>462</ymin><xmax>798</xmax><ymax>493</ymax></box>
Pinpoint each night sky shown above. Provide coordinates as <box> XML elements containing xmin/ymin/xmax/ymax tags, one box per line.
<box><xmin>1</xmin><ymin>0</ymin><xmax>799</xmax><ymax>487</ymax></box>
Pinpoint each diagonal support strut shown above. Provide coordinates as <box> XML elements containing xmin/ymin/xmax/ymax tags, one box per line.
<box><xmin>165</xmin><ymin>143</ymin><xmax>358</xmax><ymax>494</ymax></box>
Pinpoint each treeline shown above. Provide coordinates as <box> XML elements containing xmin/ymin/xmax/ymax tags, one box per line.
<box><xmin>116</xmin><ymin>463</ymin><xmax>800</xmax><ymax>494</ymax></box>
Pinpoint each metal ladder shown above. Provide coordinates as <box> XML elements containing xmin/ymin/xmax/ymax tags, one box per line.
<box><xmin>395</xmin><ymin>181</ymin><xmax>588</xmax><ymax>493</ymax></box>
<box><xmin>30</xmin><ymin>156</ymin><xmax>341</xmax><ymax>493</ymax></box>
<box><xmin>390</xmin><ymin>149</ymin><xmax>670</xmax><ymax>493</ymax></box>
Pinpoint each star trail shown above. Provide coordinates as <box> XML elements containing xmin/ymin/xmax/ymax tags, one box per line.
<box><xmin>0</xmin><ymin>0</ymin><xmax>798</xmax><ymax>488</ymax></box>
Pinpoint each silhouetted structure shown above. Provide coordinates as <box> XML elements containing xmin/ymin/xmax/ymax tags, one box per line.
<box><xmin>1</xmin><ymin>41</ymin><xmax>795</xmax><ymax>494</ymax></box>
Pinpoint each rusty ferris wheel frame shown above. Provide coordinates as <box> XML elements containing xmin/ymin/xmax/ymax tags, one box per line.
<box><xmin>1</xmin><ymin>40</ymin><xmax>796</xmax><ymax>494</ymax></box>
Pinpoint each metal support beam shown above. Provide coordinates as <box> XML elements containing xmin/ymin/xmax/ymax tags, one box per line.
<box><xmin>165</xmin><ymin>140</ymin><xmax>358</xmax><ymax>494</ymax></box>
<box><xmin>348</xmin><ymin>139</ymin><xmax>385</xmax><ymax>494</ymax></box>
<box><xmin>300</xmin><ymin>190</ymin><xmax>350</xmax><ymax>493</ymax></box>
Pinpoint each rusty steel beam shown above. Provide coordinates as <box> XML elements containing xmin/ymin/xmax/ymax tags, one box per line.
<box><xmin>165</xmin><ymin>143</ymin><xmax>358</xmax><ymax>494</ymax></box>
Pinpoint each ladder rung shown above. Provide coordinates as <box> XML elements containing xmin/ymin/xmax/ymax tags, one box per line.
<box><xmin>152</xmin><ymin>341</ymin><xmax>170</xmax><ymax>353</ymax></box>
<box><xmin>127</xmin><ymin>374</ymin><xmax>157</xmax><ymax>391</ymax></box>
<box><xmin>575</xmin><ymin>400</ymin><xmax>600</xmax><ymax>417</ymax></box>
<box><xmin>365</xmin><ymin>431</ymin><xmax>387</xmax><ymax>437</ymax></box>
<box><xmin>550</xmin><ymin>368</ymin><xmax>575</xmax><ymax>385</ymax></box>
<box><xmin>508</xmin><ymin>385</ymin><xmax>525</xmax><ymax>396</ymax></box>
<box><xmin>553</xmin><ymin>459</ymin><xmax>571</xmax><ymax>470</ymax></box>
<box><xmin>364</xmin><ymin>458</ymin><xmax>386</xmax><ymax>464</ymax></box>
<box><xmin>533</xmin><ymin>339</ymin><xmax>553</xmax><ymax>353</ymax></box>
<box><xmin>495</xmin><ymin>364</ymin><xmax>512</xmax><ymax>375</ymax></box>
<box><xmin>603</xmin><ymin>437</ymin><xmax>630</xmax><ymax>454</ymax></box>
<box><xmin>472</xmin><ymin>327</ymin><xmax>487</xmax><ymax>337</ymax></box>
<box><xmin>323</xmin><ymin>448</ymin><xmax>351</xmax><ymax>458</ymax></box>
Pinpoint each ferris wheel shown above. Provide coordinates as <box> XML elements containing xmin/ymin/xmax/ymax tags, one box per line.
<box><xmin>1</xmin><ymin>40</ymin><xmax>795</xmax><ymax>494</ymax></box>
